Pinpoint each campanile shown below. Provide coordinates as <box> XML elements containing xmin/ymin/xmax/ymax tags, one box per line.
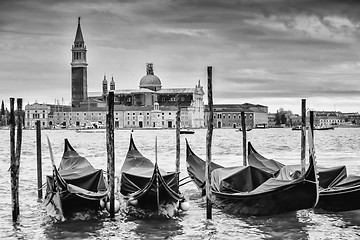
<box><xmin>71</xmin><ymin>17</ymin><xmax>88</xmax><ymax>107</ymax></box>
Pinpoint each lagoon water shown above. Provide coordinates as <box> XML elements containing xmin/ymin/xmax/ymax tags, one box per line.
<box><xmin>1</xmin><ymin>128</ymin><xmax>360</xmax><ymax>239</ymax></box>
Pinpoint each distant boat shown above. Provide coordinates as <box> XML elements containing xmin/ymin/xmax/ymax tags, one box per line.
<box><xmin>180</xmin><ymin>129</ymin><xmax>195</xmax><ymax>134</ymax></box>
<box><xmin>291</xmin><ymin>126</ymin><xmax>308</xmax><ymax>131</ymax></box>
<box><xmin>76</xmin><ymin>128</ymin><xmax>106</xmax><ymax>133</ymax></box>
<box><xmin>314</xmin><ymin>126</ymin><xmax>335</xmax><ymax>131</ymax></box>
<box><xmin>76</xmin><ymin>122</ymin><xmax>106</xmax><ymax>133</ymax></box>
<box><xmin>237</xmin><ymin>126</ymin><xmax>252</xmax><ymax>132</ymax></box>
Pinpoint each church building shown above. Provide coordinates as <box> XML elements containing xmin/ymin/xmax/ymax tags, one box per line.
<box><xmin>51</xmin><ymin>17</ymin><xmax>205</xmax><ymax>129</ymax></box>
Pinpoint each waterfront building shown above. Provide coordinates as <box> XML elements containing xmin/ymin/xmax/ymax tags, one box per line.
<box><xmin>204</xmin><ymin>104</ymin><xmax>268</xmax><ymax>129</ymax></box>
<box><xmin>24</xmin><ymin>102</ymin><xmax>51</xmax><ymax>129</ymax></box>
<box><xmin>314</xmin><ymin>111</ymin><xmax>345</xmax><ymax>126</ymax></box>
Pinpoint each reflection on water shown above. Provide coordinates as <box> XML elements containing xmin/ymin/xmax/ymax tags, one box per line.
<box><xmin>131</xmin><ymin>218</ymin><xmax>183</xmax><ymax>240</ymax></box>
<box><xmin>43</xmin><ymin>216</ymin><xmax>105</xmax><ymax>240</ymax></box>
<box><xmin>1</xmin><ymin>128</ymin><xmax>360</xmax><ymax>239</ymax></box>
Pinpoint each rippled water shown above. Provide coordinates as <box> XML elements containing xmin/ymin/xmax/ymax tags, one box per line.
<box><xmin>1</xmin><ymin>128</ymin><xmax>360</xmax><ymax>239</ymax></box>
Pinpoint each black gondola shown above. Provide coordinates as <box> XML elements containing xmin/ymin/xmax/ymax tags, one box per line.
<box><xmin>248</xmin><ymin>141</ymin><xmax>360</xmax><ymax>212</ymax></box>
<box><xmin>186</xmin><ymin>140</ymin><xmax>319</xmax><ymax>216</ymax></box>
<box><xmin>120</xmin><ymin>135</ymin><xmax>184</xmax><ymax>212</ymax></box>
<box><xmin>44</xmin><ymin>139</ymin><xmax>108</xmax><ymax>220</ymax></box>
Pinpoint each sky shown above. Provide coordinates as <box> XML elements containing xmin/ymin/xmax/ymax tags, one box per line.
<box><xmin>1</xmin><ymin>0</ymin><xmax>360</xmax><ymax>114</ymax></box>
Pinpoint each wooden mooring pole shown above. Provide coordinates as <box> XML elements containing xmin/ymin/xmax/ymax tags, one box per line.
<box><xmin>36</xmin><ymin>120</ymin><xmax>42</xmax><ymax>199</ymax></box>
<box><xmin>309</xmin><ymin>111</ymin><xmax>314</xmax><ymax>136</ymax></box>
<box><xmin>206</xmin><ymin>66</ymin><xmax>214</xmax><ymax>219</ymax></box>
<box><xmin>10</xmin><ymin>98</ymin><xmax>22</xmax><ymax>222</ymax></box>
<box><xmin>241</xmin><ymin>112</ymin><xmax>247</xmax><ymax>166</ymax></box>
<box><xmin>175</xmin><ymin>94</ymin><xmax>181</xmax><ymax>173</ymax></box>
<box><xmin>301</xmin><ymin>99</ymin><xmax>306</xmax><ymax>174</ymax></box>
<box><xmin>309</xmin><ymin>111</ymin><xmax>315</xmax><ymax>161</ymax></box>
<box><xmin>106</xmin><ymin>91</ymin><xmax>115</xmax><ymax>218</ymax></box>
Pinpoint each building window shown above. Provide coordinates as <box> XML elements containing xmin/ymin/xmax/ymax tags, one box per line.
<box><xmin>162</xmin><ymin>97</ymin><xmax>165</xmax><ymax>101</ymax></box>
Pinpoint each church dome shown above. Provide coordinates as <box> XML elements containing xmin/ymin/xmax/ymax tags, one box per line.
<box><xmin>139</xmin><ymin>63</ymin><xmax>162</xmax><ymax>91</ymax></box>
<box><xmin>140</xmin><ymin>75</ymin><xmax>161</xmax><ymax>88</ymax></box>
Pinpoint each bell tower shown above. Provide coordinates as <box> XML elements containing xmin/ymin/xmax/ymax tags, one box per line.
<box><xmin>71</xmin><ymin>17</ymin><xmax>88</xmax><ymax>107</ymax></box>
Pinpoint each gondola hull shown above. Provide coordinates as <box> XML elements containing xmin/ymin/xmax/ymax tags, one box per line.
<box><xmin>213</xmin><ymin>179</ymin><xmax>318</xmax><ymax>216</ymax></box>
<box><xmin>121</xmin><ymin>169</ymin><xmax>181</xmax><ymax>210</ymax></box>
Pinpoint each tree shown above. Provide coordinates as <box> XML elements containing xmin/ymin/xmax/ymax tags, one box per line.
<box><xmin>0</xmin><ymin>100</ymin><xmax>4</xmax><ymax>116</ymax></box>
<box><xmin>0</xmin><ymin>100</ymin><xmax>4</xmax><ymax>126</ymax></box>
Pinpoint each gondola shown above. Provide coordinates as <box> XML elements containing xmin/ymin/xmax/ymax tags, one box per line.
<box><xmin>120</xmin><ymin>135</ymin><xmax>185</xmax><ymax>212</ymax></box>
<box><xmin>44</xmin><ymin>138</ymin><xmax>109</xmax><ymax>220</ymax></box>
<box><xmin>186</xmin><ymin>140</ymin><xmax>319</xmax><ymax>216</ymax></box>
<box><xmin>248</xmin><ymin>141</ymin><xmax>360</xmax><ymax>212</ymax></box>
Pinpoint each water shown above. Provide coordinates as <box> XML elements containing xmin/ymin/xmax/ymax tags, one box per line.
<box><xmin>1</xmin><ymin>128</ymin><xmax>360</xmax><ymax>239</ymax></box>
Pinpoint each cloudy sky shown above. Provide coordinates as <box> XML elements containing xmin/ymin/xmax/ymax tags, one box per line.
<box><xmin>1</xmin><ymin>0</ymin><xmax>360</xmax><ymax>114</ymax></box>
